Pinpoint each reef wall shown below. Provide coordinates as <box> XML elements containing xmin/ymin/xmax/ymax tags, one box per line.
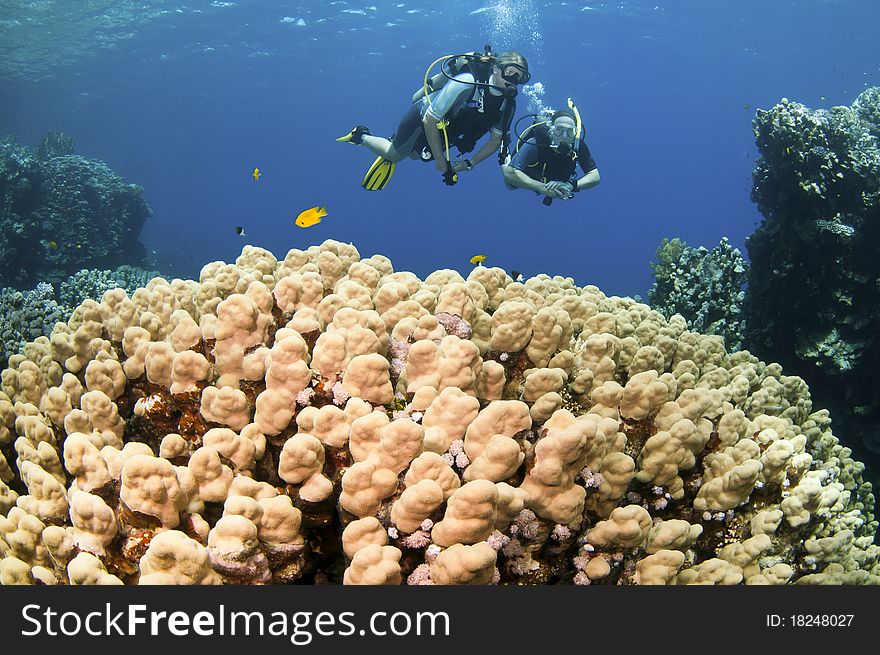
<box><xmin>744</xmin><ymin>87</ymin><xmax>880</xmax><ymax>468</ymax></box>
<box><xmin>1</xmin><ymin>239</ymin><xmax>876</xmax><ymax>585</ymax></box>
<box><xmin>0</xmin><ymin>132</ymin><xmax>152</xmax><ymax>288</ymax></box>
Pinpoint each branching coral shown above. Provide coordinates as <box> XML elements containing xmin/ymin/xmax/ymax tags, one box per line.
<box><xmin>648</xmin><ymin>237</ymin><xmax>748</xmax><ymax>351</ymax></box>
<box><xmin>0</xmin><ymin>238</ymin><xmax>877</xmax><ymax>586</ymax></box>
<box><xmin>1</xmin><ymin>265</ymin><xmax>159</xmax><ymax>369</ymax></box>
<box><xmin>0</xmin><ymin>282</ymin><xmax>66</xmax><ymax>369</ymax></box>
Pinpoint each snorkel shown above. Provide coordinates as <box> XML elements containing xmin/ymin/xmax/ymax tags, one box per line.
<box><xmin>568</xmin><ymin>97</ymin><xmax>582</xmax><ymax>143</ymax></box>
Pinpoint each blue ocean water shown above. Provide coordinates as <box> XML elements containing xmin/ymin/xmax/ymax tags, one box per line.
<box><xmin>3</xmin><ymin>0</ymin><xmax>879</xmax><ymax>293</ymax></box>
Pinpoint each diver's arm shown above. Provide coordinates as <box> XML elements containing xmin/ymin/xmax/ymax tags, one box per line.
<box><xmin>468</xmin><ymin>131</ymin><xmax>503</xmax><ymax>166</ymax></box>
<box><xmin>502</xmin><ymin>163</ymin><xmax>550</xmax><ymax>194</ymax></box>
<box><xmin>422</xmin><ymin>73</ymin><xmax>474</xmax><ymax>172</ymax></box>
<box><xmin>573</xmin><ymin>168</ymin><xmax>601</xmax><ymax>192</ymax></box>
<box><xmin>422</xmin><ymin>112</ymin><xmax>451</xmax><ymax>172</ymax></box>
<box><xmin>452</xmin><ymin>131</ymin><xmax>503</xmax><ymax>172</ymax></box>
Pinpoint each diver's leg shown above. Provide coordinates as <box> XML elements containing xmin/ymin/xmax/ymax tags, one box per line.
<box><xmin>360</xmin><ymin>135</ymin><xmax>400</xmax><ymax>160</ymax></box>
<box><xmin>361</xmin><ymin>104</ymin><xmax>424</xmax><ymax>163</ymax></box>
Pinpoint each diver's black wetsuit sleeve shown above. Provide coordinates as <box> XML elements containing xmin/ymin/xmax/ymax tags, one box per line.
<box><xmin>578</xmin><ymin>140</ymin><xmax>597</xmax><ymax>174</ymax></box>
<box><xmin>508</xmin><ymin>141</ymin><xmax>540</xmax><ymax>176</ymax></box>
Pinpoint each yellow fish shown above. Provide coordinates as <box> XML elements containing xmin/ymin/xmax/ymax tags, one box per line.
<box><xmin>296</xmin><ymin>206</ymin><xmax>328</xmax><ymax>228</ymax></box>
<box><xmin>47</xmin><ymin>240</ymin><xmax>58</xmax><ymax>250</ymax></box>
<box><xmin>252</xmin><ymin>167</ymin><xmax>261</xmax><ymax>181</ymax></box>
<box><xmin>469</xmin><ymin>254</ymin><xmax>487</xmax><ymax>265</ymax></box>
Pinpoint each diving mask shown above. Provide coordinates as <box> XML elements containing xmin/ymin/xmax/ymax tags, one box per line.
<box><xmin>548</xmin><ymin>121</ymin><xmax>577</xmax><ymax>154</ymax></box>
<box><xmin>500</xmin><ymin>64</ymin><xmax>530</xmax><ymax>85</ymax></box>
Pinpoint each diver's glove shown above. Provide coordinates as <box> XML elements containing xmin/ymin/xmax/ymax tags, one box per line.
<box><xmin>443</xmin><ymin>164</ymin><xmax>459</xmax><ymax>186</ymax></box>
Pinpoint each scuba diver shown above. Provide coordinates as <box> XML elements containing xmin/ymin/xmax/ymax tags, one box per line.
<box><xmin>501</xmin><ymin>99</ymin><xmax>600</xmax><ymax>204</ymax></box>
<box><xmin>336</xmin><ymin>47</ymin><xmax>529</xmax><ymax>190</ymax></box>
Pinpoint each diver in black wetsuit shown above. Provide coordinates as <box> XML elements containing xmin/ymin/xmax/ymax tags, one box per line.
<box><xmin>502</xmin><ymin>103</ymin><xmax>600</xmax><ymax>204</ymax></box>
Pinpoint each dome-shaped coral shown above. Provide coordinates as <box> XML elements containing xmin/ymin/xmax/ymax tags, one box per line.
<box><xmin>0</xmin><ymin>239</ymin><xmax>877</xmax><ymax>585</ymax></box>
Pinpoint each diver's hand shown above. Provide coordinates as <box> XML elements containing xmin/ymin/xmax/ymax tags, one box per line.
<box><xmin>553</xmin><ymin>181</ymin><xmax>574</xmax><ymax>196</ymax></box>
<box><xmin>542</xmin><ymin>182</ymin><xmax>567</xmax><ymax>199</ymax></box>
<box><xmin>442</xmin><ymin>166</ymin><xmax>458</xmax><ymax>186</ymax></box>
<box><xmin>451</xmin><ymin>160</ymin><xmax>470</xmax><ymax>173</ymax></box>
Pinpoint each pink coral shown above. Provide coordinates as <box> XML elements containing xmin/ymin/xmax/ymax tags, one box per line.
<box><xmin>388</xmin><ymin>338</ymin><xmax>410</xmax><ymax>378</ymax></box>
<box><xmin>435</xmin><ymin>312</ymin><xmax>472</xmax><ymax>340</ymax></box>
<box><xmin>573</xmin><ymin>554</ymin><xmax>591</xmax><ymax>571</ymax></box>
<box><xmin>573</xmin><ymin>571</ymin><xmax>591</xmax><ymax>585</ymax></box>
<box><xmin>400</xmin><ymin>530</ymin><xmax>432</xmax><ymax>549</ymax></box>
<box><xmin>551</xmin><ymin>524</ymin><xmax>572</xmax><ymax>541</ymax></box>
<box><xmin>487</xmin><ymin>530</ymin><xmax>510</xmax><ymax>551</ymax></box>
<box><xmin>447</xmin><ymin>439</ymin><xmax>470</xmax><ymax>468</ymax></box>
<box><xmin>501</xmin><ymin>537</ymin><xmax>524</xmax><ymax>558</ymax></box>
<box><xmin>406</xmin><ymin>563</ymin><xmax>434</xmax><ymax>585</ymax></box>
<box><xmin>514</xmin><ymin>509</ymin><xmax>540</xmax><ymax>540</ymax></box>
<box><xmin>331</xmin><ymin>382</ymin><xmax>351</xmax><ymax>406</ymax></box>
<box><xmin>579</xmin><ymin>467</ymin><xmax>605</xmax><ymax>489</ymax></box>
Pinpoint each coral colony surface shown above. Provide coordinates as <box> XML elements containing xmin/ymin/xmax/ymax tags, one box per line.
<box><xmin>0</xmin><ymin>239</ymin><xmax>878</xmax><ymax>586</ymax></box>
<box><xmin>745</xmin><ymin>87</ymin><xmax>880</xmax><ymax>463</ymax></box>
<box><xmin>648</xmin><ymin>237</ymin><xmax>748</xmax><ymax>352</ymax></box>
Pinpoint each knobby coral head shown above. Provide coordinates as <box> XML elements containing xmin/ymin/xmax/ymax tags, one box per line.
<box><xmin>0</xmin><ymin>238</ymin><xmax>877</xmax><ymax>586</ymax></box>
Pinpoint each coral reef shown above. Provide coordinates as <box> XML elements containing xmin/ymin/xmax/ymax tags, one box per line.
<box><xmin>1</xmin><ymin>265</ymin><xmax>159</xmax><ymax>369</ymax></box>
<box><xmin>744</xmin><ymin>87</ymin><xmax>880</xmax><ymax>466</ymax></box>
<box><xmin>0</xmin><ymin>283</ymin><xmax>67</xmax><ymax>370</ymax></box>
<box><xmin>647</xmin><ymin>237</ymin><xmax>748</xmax><ymax>350</ymax></box>
<box><xmin>0</xmin><ymin>239</ymin><xmax>877</xmax><ymax>586</ymax></box>
<box><xmin>58</xmin><ymin>265</ymin><xmax>159</xmax><ymax>310</ymax></box>
<box><xmin>0</xmin><ymin>132</ymin><xmax>152</xmax><ymax>288</ymax></box>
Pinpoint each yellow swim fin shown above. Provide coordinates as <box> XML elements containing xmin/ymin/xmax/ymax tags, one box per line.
<box><xmin>361</xmin><ymin>156</ymin><xmax>396</xmax><ymax>191</ymax></box>
<box><xmin>337</xmin><ymin>125</ymin><xmax>370</xmax><ymax>145</ymax></box>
